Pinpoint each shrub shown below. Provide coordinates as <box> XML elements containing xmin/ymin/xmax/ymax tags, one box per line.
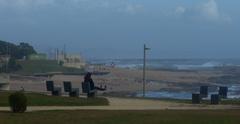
<box><xmin>9</xmin><ymin>92</ymin><xmax>27</xmax><ymax>113</ymax></box>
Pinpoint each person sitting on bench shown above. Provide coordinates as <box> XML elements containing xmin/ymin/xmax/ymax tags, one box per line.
<box><xmin>84</xmin><ymin>72</ymin><xmax>106</xmax><ymax>91</ymax></box>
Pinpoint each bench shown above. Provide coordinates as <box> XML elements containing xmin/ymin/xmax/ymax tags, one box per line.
<box><xmin>219</xmin><ymin>87</ymin><xmax>228</xmax><ymax>99</ymax></box>
<box><xmin>63</xmin><ymin>81</ymin><xmax>80</xmax><ymax>97</ymax></box>
<box><xmin>46</xmin><ymin>81</ymin><xmax>62</xmax><ymax>96</ymax></box>
<box><xmin>192</xmin><ymin>93</ymin><xmax>201</xmax><ymax>104</ymax></box>
<box><xmin>211</xmin><ymin>94</ymin><xmax>220</xmax><ymax>105</ymax></box>
<box><xmin>200</xmin><ymin>86</ymin><xmax>208</xmax><ymax>98</ymax></box>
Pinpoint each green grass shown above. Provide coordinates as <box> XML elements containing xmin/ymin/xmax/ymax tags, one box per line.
<box><xmin>16</xmin><ymin>60</ymin><xmax>84</xmax><ymax>75</ymax></box>
<box><xmin>107</xmin><ymin>95</ymin><xmax>240</xmax><ymax>105</ymax></box>
<box><xmin>0</xmin><ymin>92</ymin><xmax>109</xmax><ymax>106</ymax></box>
<box><xmin>221</xmin><ymin>99</ymin><xmax>240</xmax><ymax>105</ymax></box>
<box><xmin>131</xmin><ymin>96</ymin><xmax>240</xmax><ymax>105</ymax></box>
<box><xmin>158</xmin><ymin>98</ymin><xmax>240</xmax><ymax>105</ymax></box>
<box><xmin>0</xmin><ymin>110</ymin><xmax>240</xmax><ymax>124</ymax></box>
<box><xmin>163</xmin><ymin>99</ymin><xmax>240</xmax><ymax>105</ymax></box>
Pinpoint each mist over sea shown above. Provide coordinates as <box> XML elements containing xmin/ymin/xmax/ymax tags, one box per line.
<box><xmin>89</xmin><ymin>59</ymin><xmax>240</xmax><ymax>99</ymax></box>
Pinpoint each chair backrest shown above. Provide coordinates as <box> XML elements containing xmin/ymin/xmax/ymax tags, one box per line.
<box><xmin>63</xmin><ymin>81</ymin><xmax>72</xmax><ymax>92</ymax></box>
<box><xmin>46</xmin><ymin>81</ymin><xmax>54</xmax><ymax>91</ymax></box>
<box><xmin>211</xmin><ymin>94</ymin><xmax>220</xmax><ymax>105</ymax></box>
<box><xmin>82</xmin><ymin>82</ymin><xmax>91</xmax><ymax>93</ymax></box>
<box><xmin>192</xmin><ymin>93</ymin><xmax>201</xmax><ymax>104</ymax></box>
<box><xmin>219</xmin><ymin>87</ymin><xmax>228</xmax><ymax>98</ymax></box>
<box><xmin>200</xmin><ymin>86</ymin><xmax>208</xmax><ymax>98</ymax></box>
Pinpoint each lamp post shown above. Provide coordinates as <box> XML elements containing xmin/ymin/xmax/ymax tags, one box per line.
<box><xmin>143</xmin><ymin>44</ymin><xmax>150</xmax><ymax>97</ymax></box>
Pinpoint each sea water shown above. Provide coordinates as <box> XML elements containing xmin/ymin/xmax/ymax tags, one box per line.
<box><xmin>88</xmin><ymin>58</ymin><xmax>240</xmax><ymax>70</ymax></box>
<box><xmin>135</xmin><ymin>84</ymin><xmax>240</xmax><ymax>99</ymax></box>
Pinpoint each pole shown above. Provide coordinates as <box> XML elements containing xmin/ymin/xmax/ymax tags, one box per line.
<box><xmin>64</xmin><ymin>44</ymin><xmax>66</xmax><ymax>59</ymax></box>
<box><xmin>143</xmin><ymin>44</ymin><xmax>150</xmax><ymax>97</ymax></box>
<box><xmin>143</xmin><ymin>44</ymin><xmax>146</xmax><ymax>97</ymax></box>
<box><xmin>6</xmin><ymin>42</ymin><xmax>9</xmax><ymax>73</ymax></box>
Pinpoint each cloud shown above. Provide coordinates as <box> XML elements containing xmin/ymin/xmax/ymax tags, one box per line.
<box><xmin>199</xmin><ymin>0</ymin><xmax>231</xmax><ymax>23</ymax></box>
<box><xmin>119</xmin><ymin>4</ymin><xmax>144</xmax><ymax>15</ymax></box>
<box><xmin>0</xmin><ymin>0</ymin><xmax>56</xmax><ymax>7</ymax></box>
<box><xmin>174</xmin><ymin>0</ymin><xmax>232</xmax><ymax>23</ymax></box>
<box><xmin>0</xmin><ymin>0</ymin><xmax>144</xmax><ymax>15</ymax></box>
<box><xmin>200</xmin><ymin>0</ymin><xmax>220</xmax><ymax>21</ymax></box>
<box><xmin>71</xmin><ymin>0</ymin><xmax>144</xmax><ymax>14</ymax></box>
<box><xmin>175</xmin><ymin>6</ymin><xmax>186</xmax><ymax>16</ymax></box>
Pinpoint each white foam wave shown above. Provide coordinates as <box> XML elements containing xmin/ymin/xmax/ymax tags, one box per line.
<box><xmin>175</xmin><ymin>61</ymin><xmax>223</xmax><ymax>70</ymax></box>
<box><xmin>116</xmin><ymin>64</ymin><xmax>142</xmax><ymax>69</ymax></box>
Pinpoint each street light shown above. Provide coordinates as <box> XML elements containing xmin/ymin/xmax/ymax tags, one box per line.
<box><xmin>143</xmin><ymin>44</ymin><xmax>150</xmax><ymax>97</ymax></box>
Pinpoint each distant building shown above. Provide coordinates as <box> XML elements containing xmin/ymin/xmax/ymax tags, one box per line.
<box><xmin>0</xmin><ymin>55</ymin><xmax>10</xmax><ymax>67</ymax></box>
<box><xmin>28</xmin><ymin>53</ymin><xmax>47</xmax><ymax>60</ymax></box>
<box><xmin>57</xmin><ymin>53</ymin><xmax>86</xmax><ymax>69</ymax></box>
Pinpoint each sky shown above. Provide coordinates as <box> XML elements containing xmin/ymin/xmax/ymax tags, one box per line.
<box><xmin>0</xmin><ymin>0</ymin><xmax>239</xmax><ymax>59</ymax></box>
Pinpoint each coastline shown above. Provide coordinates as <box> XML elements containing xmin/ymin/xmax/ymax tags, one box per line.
<box><xmin>8</xmin><ymin>65</ymin><xmax>240</xmax><ymax>99</ymax></box>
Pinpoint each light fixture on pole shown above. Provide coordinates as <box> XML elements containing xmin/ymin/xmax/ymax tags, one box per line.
<box><xmin>143</xmin><ymin>44</ymin><xmax>150</xmax><ymax>97</ymax></box>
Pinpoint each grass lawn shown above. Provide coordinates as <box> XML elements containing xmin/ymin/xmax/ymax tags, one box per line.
<box><xmin>0</xmin><ymin>110</ymin><xmax>239</xmax><ymax>124</ymax></box>
<box><xmin>16</xmin><ymin>60</ymin><xmax>84</xmax><ymax>75</ymax></box>
<box><xmin>161</xmin><ymin>98</ymin><xmax>240</xmax><ymax>105</ymax></box>
<box><xmin>0</xmin><ymin>92</ymin><xmax>109</xmax><ymax>106</ymax></box>
<box><xmin>133</xmin><ymin>97</ymin><xmax>240</xmax><ymax>105</ymax></box>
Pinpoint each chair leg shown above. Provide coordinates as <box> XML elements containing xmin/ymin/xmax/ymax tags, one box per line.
<box><xmin>69</xmin><ymin>91</ymin><xmax>79</xmax><ymax>97</ymax></box>
<box><xmin>87</xmin><ymin>92</ymin><xmax>95</xmax><ymax>98</ymax></box>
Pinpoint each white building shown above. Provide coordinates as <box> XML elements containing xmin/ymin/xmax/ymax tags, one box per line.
<box><xmin>57</xmin><ymin>53</ymin><xmax>86</xmax><ymax>69</ymax></box>
<box><xmin>0</xmin><ymin>55</ymin><xmax>10</xmax><ymax>68</ymax></box>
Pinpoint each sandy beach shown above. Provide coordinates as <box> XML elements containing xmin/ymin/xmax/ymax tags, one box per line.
<box><xmin>9</xmin><ymin>66</ymin><xmax>225</xmax><ymax>96</ymax></box>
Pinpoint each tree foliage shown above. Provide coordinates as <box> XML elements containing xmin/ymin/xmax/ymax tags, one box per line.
<box><xmin>0</xmin><ymin>58</ymin><xmax>22</xmax><ymax>73</ymax></box>
<box><xmin>0</xmin><ymin>40</ymin><xmax>36</xmax><ymax>72</ymax></box>
<box><xmin>0</xmin><ymin>40</ymin><xmax>36</xmax><ymax>59</ymax></box>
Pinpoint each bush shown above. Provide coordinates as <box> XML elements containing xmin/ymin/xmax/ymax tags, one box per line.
<box><xmin>9</xmin><ymin>92</ymin><xmax>27</xmax><ymax>113</ymax></box>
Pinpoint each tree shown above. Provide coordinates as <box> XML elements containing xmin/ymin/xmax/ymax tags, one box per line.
<box><xmin>8</xmin><ymin>58</ymin><xmax>21</xmax><ymax>72</ymax></box>
<box><xmin>16</xmin><ymin>42</ymin><xmax>37</xmax><ymax>59</ymax></box>
<box><xmin>0</xmin><ymin>40</ymin><xmax>37</xmax><ymax>59</ymax></box>
<box><xmin>0</xmin><ymin>58</ymin><xmax>21</xmax><ymax>73</ymax></box>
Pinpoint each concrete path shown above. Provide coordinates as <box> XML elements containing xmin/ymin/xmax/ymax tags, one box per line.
<box><xmin>0</xmin><ymin>97</ymin><xmax>240</xmax><ymax>112</ymax></box>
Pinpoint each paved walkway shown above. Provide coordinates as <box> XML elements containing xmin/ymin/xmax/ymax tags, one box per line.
<box><xmin>0</xmin><ymin>97</ymin><xmax>240</xmax><ymax>112</ymax></box>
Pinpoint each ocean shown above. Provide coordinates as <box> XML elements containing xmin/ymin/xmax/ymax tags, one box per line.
<box><xmin>88</xmin><ymin>59</ymin><xmax>240</xmax><ymax>99</ymax></box>
<box><xmin>88</xmin><ymin>58</ymin><xmax>240</xmax><ymax>70</ymax></box>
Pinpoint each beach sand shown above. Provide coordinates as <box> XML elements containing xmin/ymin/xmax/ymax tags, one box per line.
<box><xmin>7</xmin><ymin>67</ymin><xmax>240</xmax><ymax>110</ymax></box>
<box><xmin>9</xmin><ymin>66</ymin><xmax>223</xmax><ymax>95</ymax></box>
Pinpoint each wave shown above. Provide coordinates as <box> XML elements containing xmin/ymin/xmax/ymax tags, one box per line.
<box><xmin>174</xmin><ymin>61</ymin><xmax>223</xmax><ymax>70</ymax></box>
<box><xmin>135</xmin><ymin>84</ymin><xmax>240</xmax><ymax>99</ymax></box>
<box><xmin>116</xmin><ymin>64</ymin><xmax>142</xmax><ymax>69</ymax></box>
<box><xmin>89</xmin><ymin>59</ymin><xmax>240</xmax><ymax>70</ymax></box>
<box><xmin>136</xmin><ymin>91</ymin><xmax>192</xmax><ymax>100</ymax></box>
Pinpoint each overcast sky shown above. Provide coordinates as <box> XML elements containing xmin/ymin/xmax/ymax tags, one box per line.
<box><xmin>0</xmin><ymin>0</ymin><xmax>239</xmax><ymax>59</ymax></box>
